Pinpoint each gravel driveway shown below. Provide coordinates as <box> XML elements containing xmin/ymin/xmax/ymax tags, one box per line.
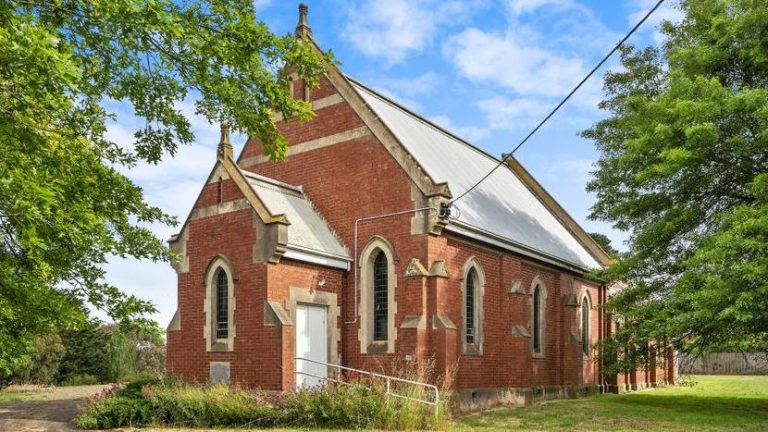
<box><xmin>0</xmin><ymin>385</ymin><xmax>107</xmax><ymax>432</ymax></box>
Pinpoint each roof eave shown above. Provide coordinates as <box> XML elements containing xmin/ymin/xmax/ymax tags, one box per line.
<box><xmin>284</xmin><ymin>243</ymin><xmax>351</xmax><ymax>271</ymax></box>
<box><xmin>445</xmin><ymin>219</ymin><xmax>600</xmax><ymax>274</ymax></box>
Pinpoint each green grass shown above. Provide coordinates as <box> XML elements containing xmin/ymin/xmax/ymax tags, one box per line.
<box><xmin>0</xmin><ymin>386</ymin><xmax>55</xmax><ymax>407</ymax></box>
<box><xmin>457</xmin><ymin>375</ymin><xmax>768</xmax><ymax>432</ymax></box>
<box><xmin>119</xmin><ymin>376</ymin><xmax>768</xmax><ymax>431</ymax></box>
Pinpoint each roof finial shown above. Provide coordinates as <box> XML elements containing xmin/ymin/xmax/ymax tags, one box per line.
<box><xmin>295</xmin><ymin>3</ymin><xmax>312</xmax><ymax>38</ymax></box>
<box><xmin>217</xmin><ymin>122</ymin><xmax>233</xmax><ymax>160</ymax></box>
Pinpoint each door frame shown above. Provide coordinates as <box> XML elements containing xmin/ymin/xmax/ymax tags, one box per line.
<box><xmin>295</xmin><ymin>302</ymin><xmax>329</xmax><ymax>388</ymax></box>
<box><xmin>288</xmin><ymin>286</ymin><xmax>341</xmax><ymax>379</ymax></box>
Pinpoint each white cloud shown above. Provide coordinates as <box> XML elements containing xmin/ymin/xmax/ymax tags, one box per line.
<box><xmin>444</xmin><ymin>28</ymin><xmax>588</xmax><ymax>98</ymax></box>
<box><xmin>504</xmin><ymin>0</ymin><xmax>579</xmax><ymax>16</ymax></box>
<box><xmin>475</xmin><ymin>96</ymin><xmax>550</xmax><ymax>129</ymax></box>
<box><xmin>369</xmin><ymin>72</ymin><xmax>442</xmax><ymax>96</ymax></box>
<box><xmin>441</xmin><ymin>0</ymin><xmax>617</xmax><ymax>136</ymax></box>
<box><xmin>343</xmin><ymin>0</ymin><xmax>485</xmax><ymax>64</ymax></box>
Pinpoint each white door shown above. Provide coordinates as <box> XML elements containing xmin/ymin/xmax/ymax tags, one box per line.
<box><xmin>295</xmin><ymin>304</ymin><xmax>328</xmax><ymax>388</ymax></box>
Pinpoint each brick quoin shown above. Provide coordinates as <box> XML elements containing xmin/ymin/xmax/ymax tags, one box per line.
<box><xmin>166</xmin><ymin>14</ymin><xmax>674</xmax><ymax>409</ymax></box>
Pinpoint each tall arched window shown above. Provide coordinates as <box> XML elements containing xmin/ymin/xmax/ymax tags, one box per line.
<box><xmin>462</xmin><ymin>258</ymin><xmax>484</xmax><ymax>355</ymax></box>
<box><xmin>373</xmin><ymin>251</ymin><xmax>388</xmax><ymax>341</ymax></box>
<box><xmin>215</xmin><ymin>268</ymin><xmax>228</xmax><ymax>339</ymax></box>
<box><xmin>581</xmin><ymin>295</ymin><xmax>591</xmax><ymax>357</ymax></box>
<box><xmin>465</xmin><ymin>268</ymin><xmax>476</xmax><ymax>344</ymax></box>
<box><xmin>358</xmin><ymin>236</ymin><xmax>397</xmax><ymax>354</ymax></box>
<box><xmin>532</xmin><ymin>283</ymin><xmax>544</xmax><ymax>355</ymax></box>
<box><xmin>204</xmin><ymin>255</ymin><xmax>235</xmax><ymax>352</ymax></box>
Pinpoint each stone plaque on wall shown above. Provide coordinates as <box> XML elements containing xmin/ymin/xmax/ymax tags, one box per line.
<box><xmin>210</xmin><ymin>361</ymin><xmax>230</xmax><ymax>383</ymax></box>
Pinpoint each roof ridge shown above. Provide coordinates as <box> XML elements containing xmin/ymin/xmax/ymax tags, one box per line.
<box><xmin>346</xmin><ymin>75</ymin><xmax>506</xmax><ymax>167</ymax></box>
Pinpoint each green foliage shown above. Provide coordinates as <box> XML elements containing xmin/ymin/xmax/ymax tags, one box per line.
<box><xmin>57</xmin><ymin>321</ymin><xmax>165</xmax><ymax>384</ymax></box>
<box><xmin>76</xmin><ymin>377</ymin><xmax>448</xmax><ymax>430</ymax></box>
<box><xmin>0</xmin><ymin>0</ymin><xmax>333</xmax><ymax>373</ymax></box>
<box><xmin>151</xmin><ymin>383</ymin><xmax>276</xmax><ymax>428</ymax></box>
<box><xmin>58</xmin><ymin>321</ymin><xmax>112</xmax><ymax>384</ymax></box>
<box><xmin>60</xmin><ymin>373</ymin><xmax>100</xmax><ymax>386</ymax></box>
<box><xmin>6</xmin><ymin>334</ymin><xmax>65</xmax><ymax>385</ymax></box>
<box><xmin>583</xmin><ymin>0</ymin><xmax>768</xmax><ymax>370</ymax></box>
<box><xmin>75</xmin><ymin>394</ymin><xmax>153</xmax><ymax>429</ymax></box>
<box><xmin>107</xmin><ymin>330</ymin><xmax>137</xmax><ymax>382</ymax></box>
<box><xmin>588</xmin><ymin>232</ymin><xmax>619</xmax><ymax>257</ymax></box>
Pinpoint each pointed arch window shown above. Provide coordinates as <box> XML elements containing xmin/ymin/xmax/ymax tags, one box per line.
<box><xmin>358</xmin><ymin>237</ymin><xmax>397</xmax><ymax>354</ymax></box>
<box><xmin>462</xmin><ymin>258</ymin><xmax>484</xmax><ymax>355</ymax></box>
<box><xmin>204</xmin><ymin>256</ymin><xmax>235</xmax><ymax>352</ymax></box>
<box><xmin>581</xmin><ymin>295</ymin><xmax>591</xmax><ymax>357</ymax></box>
<box><xmin>465</xmin><ymin>268</ymin><xmax>476</xmax><ymax>344</ymax></box>
<box><xmin>373</xmin><ymin>251</ymin><xmax>388</xmax><ymax>341</ymax></box>
<box><xmin>532</xmin><ymin>282</ymin><xmax>546</xmax><ymax>356</ymax></box>
<box><xmin>216</xmin><ymin>268</ymin><xmax>229</xmax><ymax>339</ymax></box>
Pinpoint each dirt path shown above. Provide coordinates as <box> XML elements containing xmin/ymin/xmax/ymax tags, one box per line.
<box><xmin>0</xmin><ymin>385</ymin><xmax>107</xmax><ymax>432</ymax></box>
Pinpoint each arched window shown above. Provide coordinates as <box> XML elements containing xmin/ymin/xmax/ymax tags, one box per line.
<box><xmin>204</xmin><ymin>256</ymin><xmax>235</xmax><ymax>352</ymax></box>
<box><xmin>215</xmin><ymin>268</ymin><xmax>228</xmax><ymax>339</ymax></box>
<box><xmin>531</xmin><ymin>279</ymin><xmax>546</xmax><ymax>356</ymax></box>
<box><xmin>358</xmin><ymin>236</ymin><xmax>397</xmax><ymax>354</ymax></box>
<box><xmin>373</xmin><ymin>251</ymin><xmax>388</xmax><ymax>341</ymax></box>
<box><xmin>533</xmin><ymin>285</ymin><xmax>541</xmax><ymax>352</ymax></box>
<box><xmin>462</xmin><ymin>258</ymin><xmax>484</xmax><ymax>355</ymax></box>
<box><xmin>217</xmin><ymin>177</ymin><xmax>223</xmax><ymax>203</ymax></box>
<box><xmin>465</xmin><ymin>268</ymin><xmax>476</xmax><ymax>344</ymax></box>
<box><xmin>581</xmin><ymin>295</ymin><xmax>591</xmax><ymax>357</ymax></box>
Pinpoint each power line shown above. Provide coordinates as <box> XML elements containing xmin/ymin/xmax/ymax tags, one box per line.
<box><xmin>450</xmin><ymin>0</ymin><xmax>666</xmax><ymax>206</ymax></box>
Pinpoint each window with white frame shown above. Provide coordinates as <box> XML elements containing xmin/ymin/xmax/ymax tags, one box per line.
<box><xmin>358</xmin><ymin>237</ymin><xmax>397</xmax><ymax>354</ymax></box>
<box><xmin>462</xmin><ymin>257</ymin><xmax>484</xmax><ymax>355</ymax></box>
<box><xmin>204</xmin><ymin>256</ymin><xmax>235</xmax><ymax>352</ymax></box>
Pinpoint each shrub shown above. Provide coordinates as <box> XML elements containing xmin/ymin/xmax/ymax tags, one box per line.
<box><xmin>75</xmin><ymin>395</ymin><xmax>152</xmax><ymax>429</ymax></box>
<box><xmin>11</xmin><ymin>334</ymin><xmax>65</xmax><ymax>385</ymax></box>
<box><xmin>61</xmin><ymin>374</ymin><xmax>99</xmax><ymax>386</ymax></box>
<box><xmin>151</xmin><ymin>383</ymin><xmax>276</xmax><ymax>428</ymax></box>
<box><xmin>76</xmin><ymin>360</ymin><xmax>452</xmax><ymax>430</ymax></box>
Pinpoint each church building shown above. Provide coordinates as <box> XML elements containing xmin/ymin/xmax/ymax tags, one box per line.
<box><xmin>165</xmin><ymin>4</ymin><xmax>674</xmax><ymax>410</ymax></box>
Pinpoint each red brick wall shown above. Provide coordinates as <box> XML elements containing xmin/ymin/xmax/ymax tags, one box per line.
<box><xmin>166</xmin><ymin>176</ymin><xmax>269</xmax><ymax>386</ymax></box>
<box><xmin>433</xmin><ymin>235</ymin><xmax>603</xmax><ymax>390</ymax></box>
<box><xmin>264</xmin><ymin>259</ymin><xmax>346</xmax><ymax>389</ymax></box>
<box><xmin>239</xmin><ymin>77</ymin><xmax>429</xmax><ymax>377</ymax></box>
<box><xmin>169</xmin><ymin>73</ymin><xmax>673</xmax><ymax>394</ymax></box>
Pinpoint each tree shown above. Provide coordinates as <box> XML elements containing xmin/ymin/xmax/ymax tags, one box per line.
<box><xmin>588</xmin><ymin>232</ymin><xmax>618</xmax><ymax>258</ymax></box>
<box><xmin>583</xmin><ymin>0</ymin><xmax>768</xmax><ymax>370</ymax></box>
<box><xmin>0</xmin><ymin>0</ymin><xmax>332</xmax><ymax>373</ymax></box>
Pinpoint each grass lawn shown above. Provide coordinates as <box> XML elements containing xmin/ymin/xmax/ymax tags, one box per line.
<box><xmin>457</xmin><ymin>375</ymin><xmax>768</xmax><ymax>431</ymax></box>
<box><xmin>0</xmin><ymin>385</ymin><xmax>56</xmax><ymax>408</ymax></box>
<box><xmin>133</xmin><ymin>375</ymin><xmax>768</xmax><ymax>432</ymax></box>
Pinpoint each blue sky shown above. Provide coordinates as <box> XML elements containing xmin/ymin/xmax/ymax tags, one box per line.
<box><xmin>102</xmin><ymin>0</ymin><xmax>681</xmax><ymax>327</ymax></box>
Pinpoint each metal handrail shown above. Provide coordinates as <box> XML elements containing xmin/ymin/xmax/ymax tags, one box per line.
<box><xmin>294</xmin><ymin>357</ymin><xmax>440</xmax><ymax>415</ymax></box>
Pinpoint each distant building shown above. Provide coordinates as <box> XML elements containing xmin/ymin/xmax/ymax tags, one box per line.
<box><xmin>165</xmin><ymin>4</ymin><xmax>673</xmax><ymax>410</ymax></box>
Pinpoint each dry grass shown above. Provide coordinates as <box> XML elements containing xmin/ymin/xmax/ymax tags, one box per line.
<box><xmin>130</xmin><ymin>375</ymin><xmax>768</xmax><ymax>432</ymax></box>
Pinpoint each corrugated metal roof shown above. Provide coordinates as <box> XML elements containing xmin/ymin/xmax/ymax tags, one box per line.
<box><xmin>350</xmin><ymin>80</ymin><xmax>601</xmax><ymax>270</ymax></box>
<box><xmin>243</xmin><ymin>171</ymin><xmax>350</xmax><ymax>264</ymax></box>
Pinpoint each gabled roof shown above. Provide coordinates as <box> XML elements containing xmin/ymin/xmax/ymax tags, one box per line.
<box><xmin>349</xmin><ymin>79</ymin><xmax>603</xmax><ymax>271</ymax></box>
<box><xmin>241</xmin><ymin>170</ymin><xmax>350</xmax><ymax>269</ymax></box>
